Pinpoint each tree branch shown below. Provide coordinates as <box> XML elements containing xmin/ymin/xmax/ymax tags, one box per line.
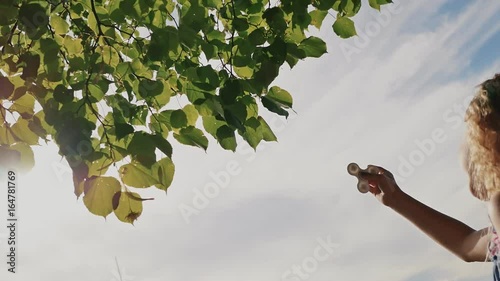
<box><xmin>2</xmin><ymin>21</ymin><xmax>18</xmax><ymax>55</ymax></box>
<box><xmin>90</xmin><ymin>0</ymin><xmax>124</xmax><ymax>62</ymax></box>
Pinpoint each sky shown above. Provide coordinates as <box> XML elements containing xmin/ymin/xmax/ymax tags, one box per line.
<box><xmin>1</xmin><ymin>0</ymin><xmax>500</xmax><ymax>281</ymax></box>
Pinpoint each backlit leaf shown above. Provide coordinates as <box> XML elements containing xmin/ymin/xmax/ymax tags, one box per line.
<box><xmin>309</xmin><ymin>10</ymin><xmax>328</xmax><ymax>29</ymax></box>
<box><xmin>113</xmin><ymin>192</ymin><xmax>144</xmax><ymax>224</ymax></box>
<box><xmin>298</xmin><ymin>36</ymin><xmax>327</xmax><ymax>58</ymax></box>
<box><xmin>11</xmin><ymin>119</ymin><xmax>39</xmax><ymax>145</ymax></box>
<box><xmin>267</xmin><ymin>86</ymin><xmax>293</xmax><ymax>108</ymax></box>
<box><xmin>119</xmin><ymin>161</ymin><xmax>158</xmax><ymax>188</ymax></box>
<box><xmin>50</xmin><ymin>15</ymin><xmax>69</xmax><ymax>34</ymax></box>
<box><xmin>153</xmin><ymin>157</ymin><xmax>175</xmax><ymax>190</ymax></box>
<box><xmin>83</xmin><ymin>176</ymin><xmax>121</xmax><ymax>218</ymax></box>
<box><xmin>333</xmin><ymin>16</ymin><xmax>357</xmax><ymax>38</ymax></box>
<box><xmin>173</xmin><ymin>126</ymin><xmax>209</xmax><ymax>151</ymax></box>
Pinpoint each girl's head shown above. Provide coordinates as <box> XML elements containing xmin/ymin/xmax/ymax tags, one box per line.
<box><xmin>463</xmin><ymin>73</ymin><xmax>500</xmax><ymax>201</ymax></box>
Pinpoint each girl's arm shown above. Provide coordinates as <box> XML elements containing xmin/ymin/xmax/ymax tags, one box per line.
<box><xmin>359</xmin><ymin>166</ymin><xmax>491</xmax><ymax>262</ymax></box>
<box><xmin>390</xmin><ymin>192</ymin><xmax>491</xmax><ymax>262</ymax></box>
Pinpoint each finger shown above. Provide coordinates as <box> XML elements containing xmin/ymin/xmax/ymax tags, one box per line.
<box><xmin>369</xmin><ymin>184</ymin><xmax>381</xmax><ymax>195</ymax></box>
<box><xmin>367</xmin><ymin>164</ymin><xmax>395</xmax><ymax>179</ymax></box>
<box><xmin>368</xmin><ymin>181</ymin><xmax>379</xmax><ymax>193</ymax></box>
<box><xmin>359</xmin><ymin>171</ymin><xmax>383</xmax><ymax>181</ymax></box>
<box><xmin>359</xmin><ymin>171</ymin><xmax>390</xmax><ymax>193</ymax></box>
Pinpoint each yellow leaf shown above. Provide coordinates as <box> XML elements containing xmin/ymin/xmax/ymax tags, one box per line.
<box><xmin>11</xmin><ymin>118</ymin><xmax>39</xmax><ymax>145</ymax></box>
<box><xmin>83</xmin><ymin>176</ymin><xmax>121</xmax><ymax>218</ymax></box>
<box><xmin>113</xmin><ymin>192</ymin><xmax>144</xmax><ymax>224</ymax></box>
<box><xmin>10</xmin><ymin>94</ymin><xmax>35</xmax><ymax>117</ymax></box>
<box><xmin>119</xmin><ymin>162</ymin><xmax>158</xmax><ymax>188</ymax></box>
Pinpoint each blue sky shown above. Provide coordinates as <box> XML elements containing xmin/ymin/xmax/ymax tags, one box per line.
<box><xmin>0</xmin><ymin>1</ymin><xmax>499</xmax><ymax>281</ymax></box>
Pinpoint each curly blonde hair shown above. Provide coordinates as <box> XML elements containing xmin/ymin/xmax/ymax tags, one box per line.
<box><xmin>463</xmin><ymin>73</ymin><xmax>500</xmax><ymax>201</ymax></box>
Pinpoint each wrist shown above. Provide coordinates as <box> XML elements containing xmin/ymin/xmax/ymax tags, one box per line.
<box><xmin>386</xmin><ymin>190</ymin><xmax>409</xmax><ymax>210</ymax></box>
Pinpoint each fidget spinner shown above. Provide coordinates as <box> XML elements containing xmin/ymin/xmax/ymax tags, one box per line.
<box><xmin>347</xmin><ymin>162</ymin><xmax>379</xmax><ymax>193</ymax></box>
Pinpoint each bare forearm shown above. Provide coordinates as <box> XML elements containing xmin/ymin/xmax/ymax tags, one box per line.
<box><xmin>390</xmin><ymin>192</ymin><xmax>476</xmax><ymax>260</ymax></box>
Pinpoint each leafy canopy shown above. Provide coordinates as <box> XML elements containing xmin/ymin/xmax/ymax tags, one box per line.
<box><xmin>0</xmin><ymin>0</ymin><xmax>392</xmax><ymax>224</ymax></box>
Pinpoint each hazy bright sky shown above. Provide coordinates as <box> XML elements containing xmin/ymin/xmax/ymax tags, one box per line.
<box><xmin>1</xmin><ymin>1</ymin><xmax>500</xmax><ymax>281</ymax></box>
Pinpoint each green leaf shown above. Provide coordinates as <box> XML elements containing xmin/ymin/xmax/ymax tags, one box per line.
<box><xmin>28</xmin><ymin>114</ymin><xmax>49</xmax><ymax>140</ymax></box>
<box><xmin>248</xmin><ymin>28</ymin><xmax>266</xmax><ymax>45</ymax></box>
<box><xmin>170</xmin><ymin>109</ymin><xmax>188</xmax><ymax>128</ymax></box>
<box><xmin>173</xmin><ymin>126</ymin><xmax>209</xmax><ymax>151</ymax></box>
<box><xmin>0</xmin><ymin>77</ymin><xmax>14</xmax><ymax>99</ymax></box>
<box><xmin>139</xmin><ymin>79</ymin><xmax>164</xmax><ymax>98</ymax></box>
<box><xmin>87</xmin><ymin>9</ymin><xmax>99</xmax><ymax>35</ymax></box>
<box><xmin>128</xmin><ymin>132</ymin><xmax>156</xmax><ymax>167</ymax></box>
<box><xmin>259</xmin><ymin>116</ymin><xmax>277</xmax><ymax>141</ymax></box>
<box><xmin>234</xmin><ymin>65</ymin><xmax>254</xmax><ymax>79</ymax></box>
<box><xmin>202</xmin><ymin>116</ymin><xmax>237</xmax><ymax>151</ymax></box>
<box><xmin>267</xmin><ymin>86</ymin><xmax>293</xmax><ymax>108</ymax></box>
<box><xmin>86</xmin><ymin>152</ymin><xmax>113</xmax><ymax>178</ymax></box>
<box><xmin>153</xmin><ymin>157</ymin><xmax>175</xmax><ymax>190</ymax></box>
<box><xmin>339</xmin><ymin>0</ymin><xmax>361</xmax><ymax>16</ymax></box>
<box><xmin>18</xmin><ymin>3</ymin><xmax>48</xmax><ymax>39</ymax></box>
<box><xmin>202</xmin><ymin>0</ymin><xmax>222</xmax><ymax>8</ymax></box>
<box><xmin>88</xmin><ymin>84</ymin><xmax>105</xmax><ymax>102</ymax></box>
<box><xmin>149</xmin><ymin>119</ymin><xmax>170</xmax><ymax>138</ymax></box>
<box><xmin>262</xmin><ymin>96</ymin><xmax>289</xmax><ymax>118</ymax></box>
<box><xmin>113</xmin><ymin>192</ymin><xmax>144</xmax><ymax>224</ymax></box>
<box><xmin>53</xmin><ymin>85</ymin><xmax>74</xmax><ymax>104</ymax></box>
<box><xmin>50</xmin><ymin>15</ymin><xmax>69</xmax><ymax>34</ymax></box>
<box><xmin>83</xmin><ymin>176</ymin><xmax>121</xmax><ymax>218</ymax></box>
<box><xmin>298</xmin><ymin>36</ymin><xmax>327</xmax><ymax>58</ymax></box>
<box><xmin>241</xmin><ymin>117</ymin><xmax>263</xmax><ymax>149</ymax></box>
<box><xmin>219</xmin><ymin>79</ymin><xmax>242</xmax><ymax>105</ymax></box>
<box><xmin>115</xmin><ymin>123</ymin><xmax>134</xmax><ymax>140</ymax></box>
<box><xmin>195</xmin><ymin>65</ymin><xmax>220</xmax><ymax>90</ymax></box>
<box><xmin>150</xmin><ymin>134</ymin><xmax>173</xmax><ymax>158</ymax></box>
<box><xmin>201</xmin><ymin>41</ymin><xmax>217</xmax><ymax>59</ymax></box>
<box><xmin>19</xmin><ymin>53</ymin><xmax>40</xmax><ymax>80</ymax></box>
<box><xmin>233</xmin><ymin>17</ymin><xmax>249</xmax><ymax>31</ymax></box>
<box><xmin>262</xmin><ymin>37</ymin><xmax>287</xmax><ymax>65</ymax></box>
<box><xmin>10</xmin><ymin>94</ymin><xmax>36</xmax><ymax>117</ymax></box>
<box><xmin>309</xmin><ymin>10</ymin><xmax>328</xmax><ymax>29</ymax></box>
<box><xmin>263</xmin><ymin>7</ymin><xmax>287</xmax><ymax>34</ymax></box>
<box><xmin>154</xmin><ymin>80</ymin><xmax>172</xmax><ymax>108</ymax></box>
<box><xmin>313</xmin><ymin>0</ymin><xmax>339</xmax><ymax>10</ymax></box>
<box><xmin>11</xmin><ymin>119</ymin><xmax>39</xmax><ymax>145</ymax></box>
<box><xmin>182</xmin><ymin>104</ymin><xmax>199</xmax><ymax>126</ymax></box>
<box><xmin>40</xmin><ymin>37</ymin><xmax>61</xmax><ymax>62</ymax></box>
<box><xmin>63</xmin><ymin>36</ymin><xmax>83</xmax><ymax>55</ymax></box>
<box><xmin>0</xmin><ymin>4</ymin><xmax>18</xmax><ymax>26</ymax></box>
<box><xmin>147</xmin><ymin>26</ymin><xmax>180</xmax><ymax>61</ymax></box>
<box><xmin>101</xmin><ymin>45</ymin><xmax>120</xmax><ymax>68</ymax></box>
<box><xmin>333</xmin><ymin>16</ymin><xmax>357</xmax><ymax>38</ymax></box>
<box><xmin>254</xmin><ymin>61</ymin><xmax>280</xmax><ymax>89</ymax></box>
<box><xmin>369</xmin><ymin>0</ymin><xmax>380</xmax><ymax>10</ymax></box>
<box><xmin>216</xmin><ymin>125</ymin><xmax>237</xmax><ymax>151</ymax></box>
<box><xmin>119</xmin><ymin>161</ymin><xmax>158</xmax><ymax>188</ymax></box>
